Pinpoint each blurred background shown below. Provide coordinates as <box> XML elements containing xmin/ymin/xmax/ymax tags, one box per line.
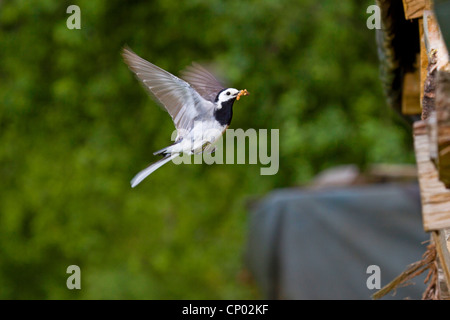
<box><xmin>0</xmin><ymin>0</ymin><xmax>420</xmax><ymax>299</ymax></box>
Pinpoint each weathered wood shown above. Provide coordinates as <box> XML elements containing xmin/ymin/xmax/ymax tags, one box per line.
<box><xmin>420</xmin><ymin>19</ymin><xmax>428</xmax><ymax>107</ymax></box>
<box><xmin>402</xmin><ymin>0</ymin><xmax>432</xmax><ymax>20</ymax></box>
<box><xmin>421</xmin><ymin>11</ymin><xmax>450</xmax><ymax>186</ymax></box>
<box><xmin>422</xmin><ymin>50</ymin><xmax>437</xmax><ymax>120</ymax></box>
<box><xmin>413</xmin><ymin>121</ymin><xmax>450</xmax><ymax>230</ymax></box>
<box><xmin>432</xmin><ymin>229</ymin><xmax>450</xmax><ymax>299</ymax></box>
<box><xmin>423</xmin><ymin>11</ymin><xmax>449</xmax><ymax>70</ymax></box>
<box><xmin>419</xmin><ymin>11</ymin><xmax>448</xmax><ymax>119</ymax></box>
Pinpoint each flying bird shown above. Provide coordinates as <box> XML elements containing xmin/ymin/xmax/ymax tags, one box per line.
<box><xmin>122</xmin><ymin>47</ymin><xmax>249</xmax><ymax>188</ymax></box>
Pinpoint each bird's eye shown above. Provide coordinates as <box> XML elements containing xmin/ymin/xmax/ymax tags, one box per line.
<box><xmin>226</xmin><ymin>92</ymin><xmax>231</xmax><ymax>96</ymax></box>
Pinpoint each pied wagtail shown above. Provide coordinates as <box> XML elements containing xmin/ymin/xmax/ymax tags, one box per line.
<box><xmin>122</xmin><ymin>48</ymin><xmax>249</xmax><ymax>187</ymax></box>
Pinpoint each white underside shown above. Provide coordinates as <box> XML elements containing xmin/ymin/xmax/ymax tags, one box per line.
<box><xmin>168</xmin><ymin>120</ymin><xmax>227</xmax><ymax>155</ymax></box>
<box><xmin>131</xmin><ymin>120</ymin><xmax>227</xmax><ymax>187</ymax></box>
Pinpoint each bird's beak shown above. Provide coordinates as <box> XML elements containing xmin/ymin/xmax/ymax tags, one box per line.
<box><xmin>236</xmin><ymin>89</ymin><xmax>249</xmax><ymax>100</ymax></box>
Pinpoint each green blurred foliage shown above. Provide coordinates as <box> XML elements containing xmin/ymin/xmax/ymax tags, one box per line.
<box><xmin>0</xmin><ymin>0</ymin><xmax>414</xmax><ymax>299</ymax></box>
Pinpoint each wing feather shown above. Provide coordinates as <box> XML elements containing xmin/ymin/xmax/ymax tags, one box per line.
<box><xmin>180</xmin><ymin>62</ymin><xmax>225</xmax><ymax>102</ymax></box>
<box><xmin>122</xmin><ymin>48</ymin><xmax>214</xmax><ymax>132</ymax></box>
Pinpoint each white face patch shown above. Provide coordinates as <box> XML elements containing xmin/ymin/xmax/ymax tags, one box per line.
<box><xmin>217</xmin><ymin>88</ymin><xmax>240</xmax><ymax>105</ymax></box>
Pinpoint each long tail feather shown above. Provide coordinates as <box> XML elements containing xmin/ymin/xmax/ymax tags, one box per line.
<box><xmin>153</xmin><ymin>139</ymin><xmax>181</xmax><ymax>156</ymax></box>
<box><xmin>153</xmin><ymin>146</ymin><xmax>170</xmax><ymax>156</ymax></box>
<box><xmin>131</xmin><ymin>153</ymin><xmax>179</xmax><ymax>188</ymax></box>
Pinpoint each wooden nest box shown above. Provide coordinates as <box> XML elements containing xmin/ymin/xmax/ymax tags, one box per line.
<box><xmin>376</xmin><ymin>0</ymin><xmax>450</xmax><ymax>299</ymax></box>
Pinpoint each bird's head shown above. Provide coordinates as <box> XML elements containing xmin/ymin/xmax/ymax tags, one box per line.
<box><xmin>216</xmin><ymin>88</ymin><xmax>249</xmax><ymax>104</ymax></box>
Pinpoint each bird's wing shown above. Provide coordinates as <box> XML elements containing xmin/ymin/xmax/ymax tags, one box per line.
<box><xmin>180</xmin><ymin>62</ymin><xmax>225</xmax><ymax>102</ymax></box>
<box><xmin>122</xmin><ymin>48</ymin><xmax>214</xmax><ymax>132</ymax></box>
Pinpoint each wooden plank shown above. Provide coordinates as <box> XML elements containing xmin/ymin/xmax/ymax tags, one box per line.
<box><xmin>421</xmin><ymin>11</ymin><xmax>450</xmax><ymax>186</ymax></box>
<box><xmin>421</xmin><ymin>47</ymin><xmax>437</xmax><ymax>121</ymax></box>
<box><xmin>420</xmin><ymin>19</ymin><xmax>428</xmax><ymax>110</ymax></box>
<box><xmin>419</xmin><ymin>11</ymin><xmax>448</xmax><ymax>120</ymax></box>
<box><xmin>423</xmin><ymin>10</ymin><xmax>450</xmax><ymax>71</ymax></box>
<box><xmin>432</xmin><ymin>229</ymin><xmax>450</xmax><ymax>299</ymax></box>
<box><xmin>413</xmin><ymin>121</ymin><xmax>450</xmax><ymax>231</ymax></box>
<box><xmin>402</xmin><ymin>0</ymin><xmax>432</xmax><ymax>20</ymax></box>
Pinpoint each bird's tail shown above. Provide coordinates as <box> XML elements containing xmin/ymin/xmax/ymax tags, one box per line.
<box><xmin>153</xmin><ymin>146</ymin><xmax>170</xmax><ymax>156</ymax></box>
<box><xmin>130</xmin><ymin>153</ymin><xmax>179</xmax><ymax>188</ymax></box>
<box><xmin>153</xmin><ymin>140</ymin><xmax>179</xmax><ymax>156</ymax></box>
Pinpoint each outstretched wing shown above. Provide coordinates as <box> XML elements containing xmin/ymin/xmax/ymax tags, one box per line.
<box><xmin>122</xmin><ymin>47</ymin><xmax>214</xmax><ymax>132</ymax></box>
<box><xmin>180</xmin><ymin>62</ymin><xmax>225</xmax><ymax>102</ymax></box>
